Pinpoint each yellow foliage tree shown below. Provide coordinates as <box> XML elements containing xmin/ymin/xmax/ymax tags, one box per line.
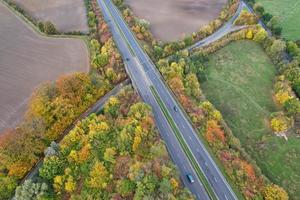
<box><xmin>8</xmin><ymin>161</ymin><xmax>31</xmax><ymax>179</ymax></box>
<box><xmin>275</xmin><ymin>91</ymin><xmax>292</xmax><ymax>105</ymax></box>
<box><xmin>170</xmin><ymin>178</ymin><xmax>179</xmax><ymax>191</ymax></box>
<box><xmin>128</xmin><ymin>161</ymin><xmax>142</xmax><ymax>181</ymax></box>
<box><xmin>246</xmin><ymin>30</ymin><xmax>253</xmax><ymax>39</ymax></box>
<box><xmin>78</xmin><ymin>144</ymin><xmax>91</xmax><ymax>163</ymax></box>
<box><xmin>67</xmin><ymin>150</ymin><xmax>79</xmax><ymax>163</ymax></box>
<box><xmin>132</xmin><ymin>135</ymin><xmax>142</xmax><ymax>152</ymax></box>
<box><xmin>53</xmin><ymin>175</ymin><xmax>63</xmax><ymax>192</ymax></box>
<box><xmin>104</xmin><ymin>147</ymin><xmax>117</xmax><ymax>163</ymax></box>
<box><xmin>89</xmin><ymin>161</ymin><xmax>109</xmax><ymax>189</ymax></box>
<box><xmin>271</xmin><ymin>116</ymin><xmax>288</xmax><ymax>133</ymax></box>
<box><xmin>263</xmin><ymin>184</ymin><xmax>288</xmax><ymax>200</ymax></box>
<box><xmin>65</xmin><ymin>176</ymin><xmax>76</xmax><ymax>192</ymax></box>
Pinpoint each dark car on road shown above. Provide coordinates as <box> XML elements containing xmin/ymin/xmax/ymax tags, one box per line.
<box><xmin>186</xmin><ymin>174</ymin><xmax>195</xmax><ymax>183</ymax></box>
<box><xmin>173</xmin><ymin>106</ymin><xmax>178</xmax><ymax>112</ymax></box>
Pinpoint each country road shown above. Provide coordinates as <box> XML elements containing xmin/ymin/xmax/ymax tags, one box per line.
<box><xmin>188</xmin><ymin>0</ymin><xmax>272</xmax><ymax>51</ymax></box>
<box><xmin>98</xmin><ymin>0</ymin><xmax>240</xmax><ymax>199</ymax></box>
<box><xmin>188</xmin><ymin>1</ymin><xmax>246</xmax><ymax>51</ymax></box>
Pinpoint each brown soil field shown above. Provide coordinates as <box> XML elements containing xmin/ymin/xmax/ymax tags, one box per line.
<box><xmin>125</xmin><ymin>0</ymin><xmax>227</xmax><ymax>41</ymax></box>
<box><xmin>0</xmin><ymin>2</ymin><xmax>89</xmax><ymax>133</ymax></box>
<box><xmin>12</xmin><ymin>0</ymin><xmax>89</xmax><ymax>33</ymax></box>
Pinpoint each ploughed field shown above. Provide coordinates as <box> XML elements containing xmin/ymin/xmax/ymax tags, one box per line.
<box><xmin>201</xmin><ymin>40</ymin><xmax>300</xmax><ymax>199</ymax></box>
<box><xmin>125</xmin><ymin>0</ymin><xmax>227</xmax><ymax>42</ymax></box>
<box><xmin>0</xmin><ymin>2</ymin><xmax>89</xmax><ymax>133</ymax></box>
<box><xmin>12</xmin><ymin>0</ymin><xmax>89</xmax><ymax>33</ymax></box>
<box><xmin>256</xmin><ymin>0</ymin><xmax>300</xmax><ymax>41</ymax></box>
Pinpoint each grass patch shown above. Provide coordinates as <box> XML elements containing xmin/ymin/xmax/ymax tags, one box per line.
<box><xmin>150</xmin><ymin>86</ymin><xmax>217</xmax><ymax>200</ymax></box>
<box><xmin>256</xmin><ymin>0</ymin><xmax>300</xmax><ymax>40</ymax></box>
<box><xmin>201</xmin><ymin>40</ymin><xmax>300</xmax><ymax>199</ymax></box>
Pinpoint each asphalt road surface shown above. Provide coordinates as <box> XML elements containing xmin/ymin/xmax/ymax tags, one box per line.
<box><xmin>98</xmin><ymin>0</ymin><xmax>239</xmax><ymax>199</ymax></box>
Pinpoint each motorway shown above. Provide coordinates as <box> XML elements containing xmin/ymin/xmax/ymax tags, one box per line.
<box><xmin>98</xmin><ymin>0</ymin><xmax>239</xmax><ymax>199</ymax></box>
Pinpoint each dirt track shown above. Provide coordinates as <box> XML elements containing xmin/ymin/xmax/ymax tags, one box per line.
<box><xmin>12</xmin><ymin>0</ymin><xmax>89</xmax><ymax>33</ymax></box>
<box><xmin>125</xmin><ymin>0</ymin><xmax>227</xmax><ymax>41</ymax></box>
<box><xmin>0</xmin><ymin>2</ymin><xmax>89</xmax><ymax>133</ymax></box>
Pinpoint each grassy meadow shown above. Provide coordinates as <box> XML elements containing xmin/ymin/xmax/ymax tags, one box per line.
<box><xmin>201</xmin><ymin>40</ymin><xmax>300</xmax><ymax>199</ymax></box>
<box><xmin>256</xmin><ymin>0</ymin><xmax>300</xmax><ymax>41</ymax></box>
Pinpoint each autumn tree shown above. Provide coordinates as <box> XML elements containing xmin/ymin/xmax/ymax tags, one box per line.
<box><xmin>263</xmin><ymin>184</ymin><xmax>288</xmax><ymax>200</ymax></box>
<box><xmin>270</xmin><ymin>115</ymin><xmax>290</xmax><ymax>134</ymax></box>
<box><xmin>89</xmin><ymin>161</ymin><xmax>109</xmax><ymax>189</ymax></box>
<box><xmin>234</xmin><ymin>10</ymin><xmax>258</xmax><ymax>26</ymax></box>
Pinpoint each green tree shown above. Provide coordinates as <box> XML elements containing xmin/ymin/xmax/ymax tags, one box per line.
<box><xmin>39</xmin><ymin>155</ymin><xmax>65</xmax><ymax>180</ymax></box>
<box><xmin>253</xmin><ymin>28</ymin><xmax>268</xmax><ymax>43</ymax></box>
<box><xmin>103</xmin><ymin>147</ymin><xmax>117</xmax><ymax>164</ymax></box>
<box><xmin>116</xmin><ymin>179</ymin><xmax>136</xmax><ymax>197</ymax></box>
<box><xmin>268</xmin><ymin>39</ymin><xmax>286</xmax><ymax>63</ymax></box>
<box><xmin>15</xmin><ymin>179</ymin><xmax>48</xmax><ymax>200</ymax></box>
<box><xmin>287</xmin><ymin>41</ymin><xmax>300</xmax><ymax>57</ymax></box>
<box><xmin>293</xmin><ymin>78</ymin><xmax>300</xmax><ymax>97</ymax></box>
<box><xmin>159</xmin><ymin>178</ymin><xmax>173</xmax><ymax>194</ymax></box>
<box><xmin>92</xmin><ymin>54</ymin><xmax>109</xmax><ymax>73</ymax></box>
<box><xmin>154</xmin><ymin>46</ymin><xmax>163</xmax><ymax>59</ymax></box>
<box><xmin>104</xmin><ymin>97</ymin><xmax>120</xmax><ymax>117</ymax></box>
<box><xmin>254</xmin><ymin>3</ymin><xmax>265</xmax><ymax>16</ymax></box>
<box><xmin>284</xmin><ymin>98</ymin><xmax>300</xmax><ymax>116</ymax></box>
<box><xmin>0</xmin><ymin>176</ymin><xmax>17</xmax><ymax>200</ymax></box>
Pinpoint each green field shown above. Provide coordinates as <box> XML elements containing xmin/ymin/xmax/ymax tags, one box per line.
<box><xmin>256</xmin><ymin>0</ymin><xmax>300</xmax><ymax>41</ymax></box>
<box><xmin>201</xmin><ymin>40</ymin><xmax>300</xmax><ymax>199</ymax></box>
